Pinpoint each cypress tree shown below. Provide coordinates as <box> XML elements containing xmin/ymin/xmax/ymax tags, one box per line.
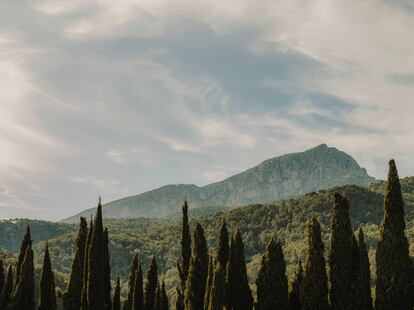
<box><xmin>0</xmin><ymin>265</ymin><xmax>13</xmax><ymax>309</ymax></box>
<box><xmin>302</xmin><ymin>216</ymin><xmax>329</xmax><ymax>310</ymax></box>
<box><xmin>0</xmin><ymin>260</ymin><xmax>4</xmax><ymax>293</ymax></box>
<box><xmin>16</xmin><ymin>226</ymin><xmax>32</xmax><ymax>284</ymax></box>
<box><xmin>160</xmin><ymin>281</ymin><xmax>168</xmax><ymax>310</ymax></box>
<box><xmin>103</xmin><ymin>228</ymin><xmax>112</xmax><ymax>310</ymax></box>
<box><xmin>10</xmin><ymin>244</ymin><xmax>35</xmax><ymax>310</ymax></box>
<box><xmin>86</xmin><ymin>198</ymin><xmax>105</xmax><ymax>310</ymax></box>
<box><xmin>144</xmin><ymin>256</ymin><xmax>158</xmax><ymax>310</ymax></box>
<box><xmin>154</xmin><ymin>283</ymin><xmax>162</xmax><ymax>310</ymax></box>
<box><xmin>81</xmin><ymin>218</ymin><xmax>94</xmax><ymax>310</ymax></box>
<box><xmin>112</xmin><ymin>276</ymin><xmax>121</xmax><ymax>310</ymax></box>
<box><xmin>125</xmin><ymin>254</ymin><xmax>139</xmax><ymax>310</ymax></box>
<box><xmin>175</xmin><ymin>287</ymin><xmax>184</xmax><ymax>310</ymax></box>
<box><xmin>204</xmin><ymin>256</ymin><xmax>214</xmax><ymax>310</ymax></box>
<box><xmin>288</xmin><ymin>261</ymin><xmax>303</xmax><ymax>310</ymax></box>
<box><xmin>256</xmin><ymin>238</ymin><xmax>288</xmax><ymax>310</ymax></box>
<box><xmin>64</xmin><ymin>217</ymin><xmax>88</xmax><ymax>310</ymax></box>
<box><xmin>216</xmin><ymin>219</ymin><xmax>229</xmax><ymax>270</ymax></box>
<box><xmin>133</xmin><ymin>259</ymin><xmax>144</xmax><ymax>310</ymax></box>
<box><xmin>184</xmin><ymin>223</ymin><xmax>209</xmax><ymax>310</ymax></box>
<box><xmin>356</xmin><ymin>228</ymin><xmax>373</xmax><ymax>310</ymax></box>
<box><xmin>376</xmin><ymin>160</ymin><xmax>413</xmax><ymax>310</ymax></box>
<box><xmin>329</xmin><ymin>193</ymin><xmax>355</xmax><ymax>310</ymax></box>
<box><xmin>178</xmin><ymin>200</ymin><xmax>191</xmax><ymax>288</ymax></box>
<box><xmin>38</xmin><ymin>243</ymin><xmax>57</xmax><ymax>310</ymax></box>
<box><xmin>208</xmin><ymin>262</ymin><xmax>225</xmax><ymax>310</ymax></box>
<box><xmin>225</xmin><ymin>229</ymin><xmax>253</xmax><ymax>310</ymax></box>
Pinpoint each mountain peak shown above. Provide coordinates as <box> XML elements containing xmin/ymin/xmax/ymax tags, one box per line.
<box><xmin>62</xmin><ymin>145</ymin><xmax>374</xmax><ymax>222</ymax></box>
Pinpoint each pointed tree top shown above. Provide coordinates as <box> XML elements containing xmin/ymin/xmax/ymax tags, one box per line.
<box><xmin>98</xmin><ymin>196</ymin><xmax>102</xmax><ymax>205</ymax></box>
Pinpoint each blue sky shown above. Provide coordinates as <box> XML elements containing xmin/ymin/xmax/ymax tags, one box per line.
<box><xmin>1</xmin><ymin>0</ymin><xmax>414</xmax><ymax>220</ymax></box>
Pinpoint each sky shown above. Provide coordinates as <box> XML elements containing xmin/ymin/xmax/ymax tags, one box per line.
<box><xmin>1</xmin><ymin>0</ymin><xmax>414</xmax><ymax>220</ymax></box>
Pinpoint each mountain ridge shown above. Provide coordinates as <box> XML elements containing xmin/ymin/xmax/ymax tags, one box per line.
<box><xmin>62</xmin><ymin>144</ymin><xmax>375</xmax><ymax>222</ymax></box>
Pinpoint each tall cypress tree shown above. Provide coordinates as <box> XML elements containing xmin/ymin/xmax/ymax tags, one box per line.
<box><xmin>16</xmin><ymin>226</ymin><xmax>32</xmax><ymax>284</ymax></box>
<box><xmin>160</xmin><ymin>281</ymin><xmax>168</xmax><ymax>310</ymax></box>
<box><xmin>144</xmin><ymin>256</ymin><xmax>158</xmax><ymax>310</ymax></box>
<box><xmin>204</xmin><ymin>256</ymin><xmax>214</xmax><ymax>310</ymax></box>
<box><xmin>329</xmin><ymin>193</ymin><xmax>355</xmax><ymax>310</ymax></box>
<box><xmin>356</xmin><ymin>228</ymin><xmax>373</xmax><ymax>310</ymax></box>
<box><xmin>38</xmin><ymin>243</ymin><xmax>57</xmax><ymax>310</ymax></box>
<box><xmin>225</xmin><ymin>229</ymin><xmax>253</xmax><ymax>310</ymax></box>
<box><xmin>376</xmin><ymin>160</ymin><xmax>413</xmax><ymax>310</ymax></box>
<box><xmin>133</xmin><ymin>258</ymin><xmax>144</xmax><ymax>310</ymax></box>
<box><xmin>10</xmin><ymin>244</ymin><xmax>35</xmax><ymax>310</ymax></box>
<box><xmin>179</xmin><ymin>200</ymin><xmax>191</xmax><ymax>287</ymax></box>
<box><xmin>256</xmin><ymin>238</ymin><xmax>288</xmax><ymax>310</ymax></box>
<box><xmin>154</xmin><ymin>283</ymin><xmax>162</xmax><ymax>310</ymax></box>
<box><xmin>302</xmin><ymin>216</ymin><xmax>329</xmax><ymax>310</ymax></box>
<box><xmin>125</xmin><ymin>254</ymin><xmax>139</xmax><ymax>310</ymax></box>
<box><xmin>184</xmin><ymin>223</ymin><xmax>209</xmax><ymax>310</ymax></box>
<box><xmin>0</xmin><ymin>265</ymin><xmax>13</xmax><ymax>309</ymax></box>
<box><xmin>208</xmin><ymin>262</ymin><xmax>225</xmax><ymax>310</ymax></box>
<box><xmin>81</xmin><ymin>218</ymin><xmax>94</xmax><ymax>310</ymax></box>
<box><xmin>112</xmin><ymin>276</ymin><xmax>121</xmax><ymax>310</ymax></box>
<box><xmin>64</xmin><ymin>217</ymin><xmax>88</xmax><ymax>310</ymax></box>
<box><xmin>216</xmin><ymin>219</ymin><xmax>229</xmax><ymax>270</ymax></box>
<box><xmin>0</xmin><ymin>260</ymin><xmax>4</xmax><ymax>293</ymax></box>
<box><xmin>103</xmin><ymin>228</ymin><xmax>112</xmax><ymax>310</ymax></box>
<box><xmin>86</xmin><ymin>198</ymin><xmax>105</xmax><ymax>310</ymax></box>
<box><xmin>288</xmin><ymin>261</ymin><xmax>303</xmax><ymax>310</ymax></box>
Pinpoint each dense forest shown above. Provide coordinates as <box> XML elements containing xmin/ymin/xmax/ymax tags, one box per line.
<box><xmin>0</xmin><ymin>160</ymin><xmax>413</xmax><ymax>309</ymax></box>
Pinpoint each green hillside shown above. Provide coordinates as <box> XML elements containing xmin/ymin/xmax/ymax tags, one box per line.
<box><xmin>63</xmin><ymin>144</ymin><xmax>375</xmax><ymax>222</ymax></box>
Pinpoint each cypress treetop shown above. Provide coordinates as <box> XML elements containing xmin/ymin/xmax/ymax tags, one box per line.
<box><xmin>160</xmin><ymin>281</ymin><xmax>168</xmax><ymax>310</ymax></box>
<box><xmin>256</xmin><ymin>237</ymin><xmax>288</xmax><ymax>310</ymax></box>
<box><xmin>16</xmin><ymin>225</ymin><xmax>32</xmax><ymax>283</ymax></box>
<box><xmin>216</xmin><ymin>219</ymin><xmax>229</xmax><ymax>269</ymax></box>
<box><xmin>375</xmin><ymin>160</ymin><xmax>413</xmax><ymax>310</ymax></box>
<box><xmin>144</xmin><ymin>256</ymin><xmax>158</xmax><ymax>310</ymax></box>
<box><xmin>356</xmin><ymin>228</ymin><xmax>373</xmax><ymax>310</ymax></box>
<box><xmin>225</xmin><ymin>229</ymin><xmax>253</xmax><ymax>310</ymax></box>
<box><xmin>288</xmin><ymin>261</ymin><xmax>304</xmax><ymax>310</ymax></box>
<box><xmin>125</xmin><ymin>253</ymin><xmax>140</xmax><ymax>310</ymax></box>
<box><xmin>204</xmin><ymin>256</ymin><xmax>214</xmax><ymax>310</ymax></box>
<box><xmin>179</xmin><ymin>199</ymin><xmax>191</xmax><ymax>287</ymax></box>
<box><xmin>208</xmin><ymin>262</ymin><xmax>225</xmax><ymax>310</ymax></box>
<box><xmin>103</xmin><ymin>228</ymin><xmax>112</xmax><ymax>310</ymax></box>
<box><xmin>302</xmin><ymin>216</ymin><xmax>329</xmax><ymax>310</ymax></box>
<box><xmin>38</xmin><ymin>243</ymin><xmax>57</xmax><ymax>310</ymax></box>
<box><xmin>329</xmin><ymin>193</ymin><xmax>355</xmax><ymax>310</ymax></box>
<box><xmin>133</xmin><ymin>258</ymin><xmax>144</xmax><ymax>310</ymax></box>
<box><xmin>112</xmin><ymin>276</ymin><xmax>121</xmax><ymax>310</ymax></box>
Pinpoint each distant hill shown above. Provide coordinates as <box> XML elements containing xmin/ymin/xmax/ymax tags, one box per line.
<box><xmin>62</xmin><ymin>144</ymin><xmax>375</xmax><ymax>222</ymax></box>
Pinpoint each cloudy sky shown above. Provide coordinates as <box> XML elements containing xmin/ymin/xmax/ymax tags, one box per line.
<box><xmin>1</xmin><ymin>0</ymin><xmax>414</xmax><ymax>220</ymax></box>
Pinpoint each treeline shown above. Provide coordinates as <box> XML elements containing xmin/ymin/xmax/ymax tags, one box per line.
<box><xmin>0</xmin><ymin>159</ymin><xmax>412</xmax><ymax>309</ymax></box>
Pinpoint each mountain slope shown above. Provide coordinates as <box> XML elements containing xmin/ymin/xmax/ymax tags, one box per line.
<box><xmin>63</xmin><ymin>144</ymin><xmax>375</xmax><ymax>222</ymax></box>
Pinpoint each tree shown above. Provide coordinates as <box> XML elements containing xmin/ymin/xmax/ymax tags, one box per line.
<box><xmin>288</xmin><ymin>261</ymin><xmax>303</xmax><ymax>310</ymax></box>
<box><xmin>178</xmin><ymin>200</ymin><xmax>191</xmax><ymax>288</ymax></box>
<box><xmin>356</xmin><ymin>228</ymin><xmax>373</xmax><ymax>310</ymax></box>
<box><xmin>16</xmin><ymin>226</ymin><xmax>32</xmax><ymax>284</ymax></box>
<box><xmin>175</xmin><ymin>287</ymin><xmax>184</xmax><ymax>310</ymax></box>
<box><xmin>81</xmin><ymin>218</ymin><xmax>94</xmax><ymax>310</ymax></box>
<box><xmin>10</xmin><ymin>245</ymin><xmax>35</xmax><ymax>310</ymax></box>
<box><xmin>64</xmin><ymin>217</ymin><xmax>88</xmax><ymax>310</ymax></box>
<box><xmin>184</xmin><ymin>223</ymin><xmax>209</xmax><ymax>310</ymax></box>
<box><xmin>133</xmin><ymin>259</ymin><xmax>144</xmax><ymax>310</ymax></box>
<box><xmin>144</xmin><ymin>256</ymin><xmax>158</xmax><ymax>310</ymax></box>
<box><xmin>204</xmin><ymin>256</ymin><xmax>214</xmax><ymax>310</ymax></box>
<box><xmin>225</xmin><ymin>229</ymin><xmax>253</xmax><ymax>310</ymax></box>
<box><xmin>375</xmin><ymin>160</ymin><xmax>413</xmax><ymax>310</ymax></box>
<box><xmin>256</xmin><ymin>238</ymin><xmax>288</xmax><ymax>310</ymax></box>
<box><xmin>154</xmin><ymin>283</ymin><xmax>162</xmax><ymax>310</ymax></box>
<box><xmin>112</xmin><ymin>276</ymin><xmax>121</xmax><ymax>310</ymax></box>
<box><xmin>302</xmin><ymin>216</ymin><xmax>329</xmax><ymax>310</ymax></box>
<box><xmin>160</xmin><ymin>281</ymin><xmax>168</xmax><ymax>310</ymax></box>
<box><xmin>329</xmin><ymin>193</ymin><xmax>355</xmax><ymax>310</ymax></box>
<box><xmin>216</xmin><ymin>219</ymin><xmax>229</xmax><ymax>271</ymax></box>
<box><xmin>208</xmin><ymin>262</ymin><xmax>225</xmax><ymax>310</ymax></box>
<box><xmin>103</xmin><ymin>228</ymin><xmax>112</xmax><ymax>310</ymax></box>
<box><xmin>38</xmin><ymin>243</ymin><xmax>57</xmax><ymax>310</ymax></box>
<box><xmin>86</xmin><ymin>198</ymin><xmax>105</xmax><ymax>310</ymax></box>
<box><xmin>125</xmin><ymin>254</ymin><xmax>139</xmax><ymax>310</ymax></box>
<box><xmin>0</xmin><ymin>265</ymin><xmax>13</xmax><ymax>309</ymax></box>
<box><xmin>0</xmin><ymin>260</ymin><xmax>4</xmax><ymax>294</ymax></box>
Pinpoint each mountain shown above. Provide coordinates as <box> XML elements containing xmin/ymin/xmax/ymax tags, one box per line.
<box><xmin>62</xmin><ymin>144</ymin><xmax>375</xmax><ymax>222</ymax></box>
